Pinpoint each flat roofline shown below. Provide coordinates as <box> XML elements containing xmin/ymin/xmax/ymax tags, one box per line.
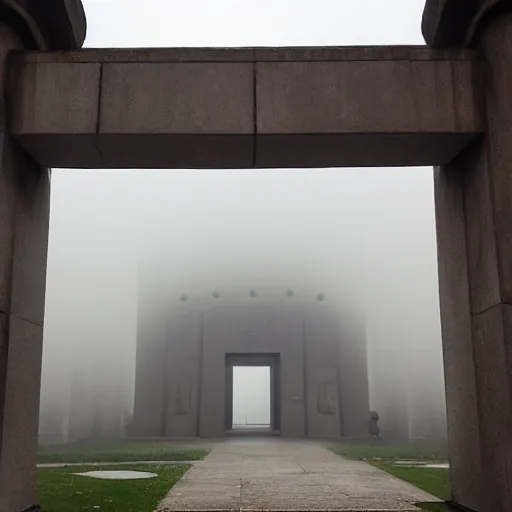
<box><xmin>13</xmin><ymin>45</ymin><xmax>477</xmax><ymax>64</ymax></box>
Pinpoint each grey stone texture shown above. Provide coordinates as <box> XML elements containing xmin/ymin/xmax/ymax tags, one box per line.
<box><xmin>156</xmin><ymin>438</ymin><xmax>439</xmax><ymax>511</ymax></box>
<box><xmin>433</xmin><ymin>12</ymin><xmax>512</xmax><ymax>512</ymax></box>
<box><xmin>434</xmin><ymin>164</ymin><xmax>483</xmax><ymax>511</ymax></box>
<box><xmin>8</xmin><ymin>46</ymin><xmax>483</xmax><ymax>169</ymax></box>
<box><xmin>0</xmin><ymin>23</ymin><xmax>50</xmax><ymax>512</ymax></box>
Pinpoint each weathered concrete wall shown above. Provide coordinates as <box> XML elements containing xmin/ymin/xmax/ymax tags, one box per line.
<box><xmin>434</xmin><ymin>13</ymin><xmax>512</xmax><ymax>512</ymax></box>
<box><xmin>0</xmin><ymin>23</ymin><xmax>50</xmax><ymax>512</ymax></box>
<box><xmin>8</xmin><ymin>47</ymin><xmax>483</xmax><ymax>169</ymax></box>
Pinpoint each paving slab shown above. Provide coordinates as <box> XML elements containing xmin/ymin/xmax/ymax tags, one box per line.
<box><xmin>155</xmin><ymin>438</ymin><xmax>441</xmax><ymax>511</ymax></box>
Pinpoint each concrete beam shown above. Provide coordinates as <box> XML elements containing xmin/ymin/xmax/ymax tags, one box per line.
<box><xmin>8</xmin><ymin>46</ymin><xmax>483</xmax><ymax>169</ymax></box>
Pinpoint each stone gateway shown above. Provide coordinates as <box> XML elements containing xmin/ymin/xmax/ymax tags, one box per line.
<box><xmin>0</xmin><ymin>1</ymin><xmax>512</xmax><ymax>511</ymax></box>
<box><xmin>131</xmin><ymin>288</ymin><xmax>369</xmax><ymax>439</ymax></box>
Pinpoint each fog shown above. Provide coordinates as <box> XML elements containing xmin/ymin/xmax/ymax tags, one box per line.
<box><xmin>38</xmin><ymin>0</ymin><xmax>446</xmax><ymax>442</ymax></box>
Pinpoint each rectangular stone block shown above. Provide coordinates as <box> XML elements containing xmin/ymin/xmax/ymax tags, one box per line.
<box><xmin>96</xmin><ymin>134</ymin><xmax>253</xmax><ymax>169</ymax></box>
<box><xmin>461</xmin><ymin>141</ymin><xmax>501</xmax><ymax>314</ymax></box>
<box><xmin>0</xmin><ymin>317</ymin><xmax>43</xmax><ymax>512</ymax></box>
<box><xmin>14</xmin><ymin>134</ymin><xmax>104</xmax><ymax>168</ymax></box>
<box><xmin>10</xmin><ymin>62</ymin><xmax>100</xmax><ymax>134</ymax></box>
<box><xmin>255</xmin><ymin>133</ymin><xmax>476</xmax><ymax>169</ymax></box>
<box><xmin>100</xmin><ymin>63</ymin><xmax>254</xmax><ymax>135</ymax></box>
<box><xmin>9</xmin><ymin>62</ymin><xmax>102</xmax><ymax>167</ymax></box>
<box><xmin>10</xmin><ymin>160</ymin><xmax>50</xmax><ymax>324</ymax></box>
<box><xmin>256</xmin><ymin>60</ymin><xmax>480</xmax><ymax>135</ymax></box>
<box><xmin>0</xmin><ymin>131</ymin><xmax>17</xmax><ymax>314</ymax></box>
<box><xmin>434</xmin><ymin>164</ymin><xmax>484</xmax><ymax>511</ymax></box>
<box><xmin>479</xmin><ymin>19</ymin><xmax>512</xmax><ymax>307</ymax></box>
<box><xmin>434</xmin><ymin>18</ymin><xmax>512</xmax><ymax>512</ymax></box>
<box><xmin>472</xmin><ymin>304</ymin><xmax>512</xmax><ymax>511</ymax></box>
<box><xmin>9</xmin><ymin>48</ymin><xmax>483</xmax><ymax>169</ymax></box>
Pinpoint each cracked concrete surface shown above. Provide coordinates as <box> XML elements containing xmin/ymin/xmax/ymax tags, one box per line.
<box><xmin>155</xmin><ymin>438</ymin><xmax>440</xmax><ymax>511</ymax></box>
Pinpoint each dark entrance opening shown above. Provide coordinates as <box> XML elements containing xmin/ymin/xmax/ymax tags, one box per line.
<box><xmin>225</xmin><ymin>353</ymin><xmax>281</xmax><ymax>435</ymax></box>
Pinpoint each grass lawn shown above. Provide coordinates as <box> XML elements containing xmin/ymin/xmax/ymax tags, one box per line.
<box><xmin>372</xmin><ymin>461</ymin><xmax>450</xmax><ymax>500</ymax></box>
<box><xmin>331</xmin><ymin>439</ymin><xmax>451</xmax><ymax>509</ymax></box>
<box><xmin>37</xmin><ymin>464</ymin><xmax>188</xmax><ymax>512</ymax></box>
<box><xmin>37</xmin><ymin>441</ymin><xmax>208</xmax><ymax>464</ymax></box>
<box><xmin>331</xmin><ymin>439</ymin><xmax>449</xmax><ymax>462</ymax></box>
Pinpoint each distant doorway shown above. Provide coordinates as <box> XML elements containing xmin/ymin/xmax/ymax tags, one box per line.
<box><xmin>233</xmin><ymin>366</ymin><xmax>270</xmax><ymax>429</ymax></box>
<box><xmin>225</xmin><ymin>353</ymin><xmax>280</xmax><ymax>434</ymax></box>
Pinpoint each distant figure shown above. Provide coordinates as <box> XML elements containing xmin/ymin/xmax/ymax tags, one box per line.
<box><xmin>368</xmin><ymin>410</ymin><xmax>380</xmax><ymax>438</ymax></box>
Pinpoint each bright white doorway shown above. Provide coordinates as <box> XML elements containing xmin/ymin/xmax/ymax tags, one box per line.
<box><xmin>232</xmin><ymin>366</ymin><xmax>271</xmax><ymax>429</ymax></box>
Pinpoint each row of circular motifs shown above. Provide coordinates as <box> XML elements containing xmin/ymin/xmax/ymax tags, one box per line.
<box><xmin>179</xmin><ymin>291</ymin><xmax>326</xmax><ymax>302</ymax></box>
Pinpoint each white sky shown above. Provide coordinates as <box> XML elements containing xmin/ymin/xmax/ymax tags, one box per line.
<box><xmin>82</xmin><ymin>0</ymin><xmax>426</xmax><ymax>48</ymax></box>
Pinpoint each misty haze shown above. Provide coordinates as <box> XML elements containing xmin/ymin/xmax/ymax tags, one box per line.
<box><xmin>39</xmin><ymin>166</ymin><xmax>446</xmax><ymax>442</ymax></box>
<box><xmin>37</xmin><ymin>0</ymin><xmax>446</xmax><ymax>446</ymax></box>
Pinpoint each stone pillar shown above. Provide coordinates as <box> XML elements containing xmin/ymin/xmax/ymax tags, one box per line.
<box><xmin>431</xmin><ymin>6</ymin><xmax>512</xmax><ymax>512</ymax></box>
<box><xmin>0</xmin><ymin>24</ymin><xmax>50</xmax><ymax>512</ymax></box>
<box><xmin>0</xmin><ymin>2</ymin><xmax>85</xmax><ymax>509</ymax></box>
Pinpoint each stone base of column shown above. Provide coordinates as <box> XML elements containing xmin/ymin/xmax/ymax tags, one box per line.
<box><xmin>21</xmin><ymin>506</ymin><xmax>41</xmax><ymax>512</ymax></box>
<box><xmin>445</xmin><ymin>502</ymin><xmax>479</xmax><ymax>512</ymax></box>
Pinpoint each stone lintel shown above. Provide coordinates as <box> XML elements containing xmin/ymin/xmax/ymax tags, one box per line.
<box><xmin>8</xmin><ymin>47</ymin><xmax>484</xmax><ymax>169</ymax></box>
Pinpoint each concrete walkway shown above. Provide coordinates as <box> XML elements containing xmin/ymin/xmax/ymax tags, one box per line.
<box><xmin>155</xmin><ymin>438</ymin><xmax>440</xmax><ymax>511</ymax></box>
